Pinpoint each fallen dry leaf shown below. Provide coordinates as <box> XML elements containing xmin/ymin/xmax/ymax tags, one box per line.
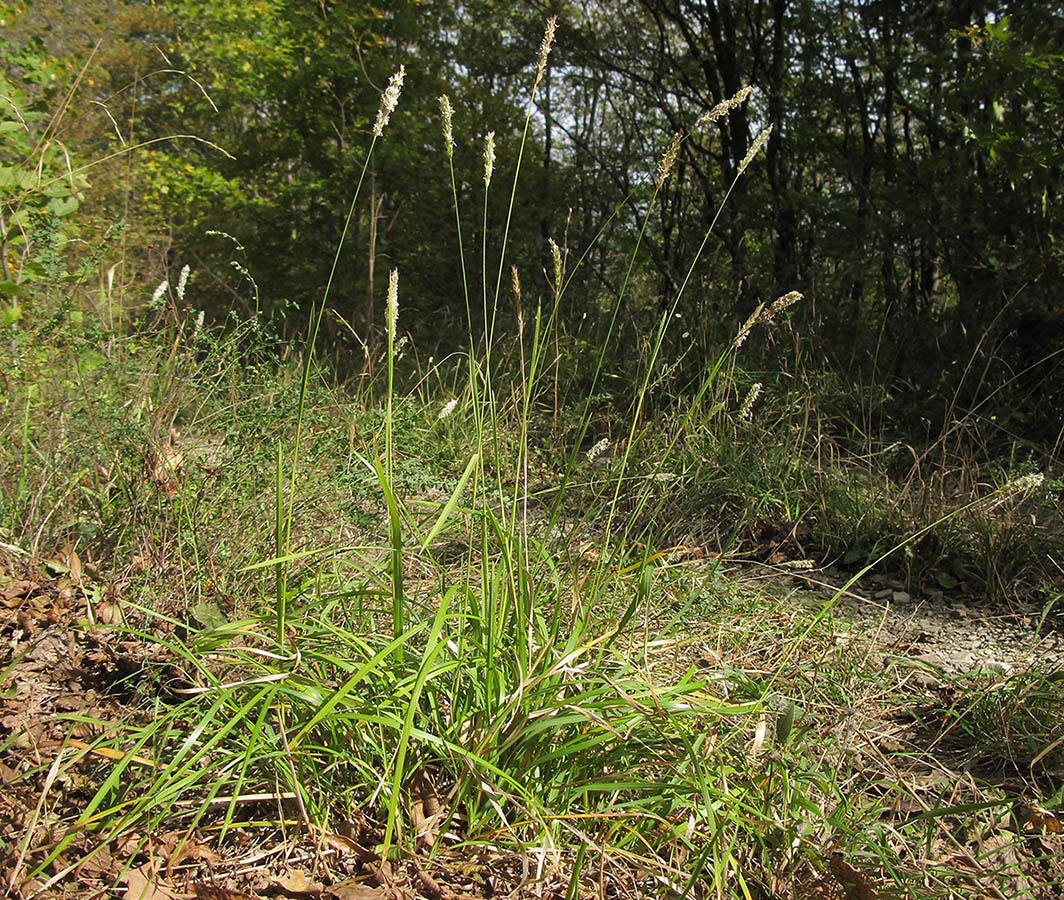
<box><xmin>122</xmin><ymin>863</ymin><xmax>181</xmax><ymax>900</ymax></box>
<box><xmin>829</xmin><ymin>852</ymin><xmax>877</xmax><ymax>900</ymax></box>
<box><xmin>413</xmin><ymin>865</ymin><xmax>445</xmax><ymax>900</ymax></box>
<box><xmin>167</xmin><ymin>832</ymin><xmax>222</xmax><ymax>871</ymax></box>
<box><xmin>319</xmin><ymin>830</ymin><xmax>377</xmax><ymax>861</ymax></box>
<box><xmin>271</xmin><ymin>868</ymin><xmax>324</xmax><ymax>897</ymax></box>
<box><xmin>410</xmin><ymin>767</ymin><xmax>442</xmax><ymax>850</ymax></box>
<box><xmin>1015</xmin><ymin>802</ymin><xmax>1063</xmax><ymax>835</ymax></box>
<box><xmin>2</xmin><ymin>579</ymin><xmax>38</xmax><ymax>604</ymax></box>
<box><xmin>325</xmin><ymin>882</ymin><xmax>386</xmax><ymax>900</ymax></box>
<box><xmin>61</xmin><ymin>545</ymin><xmax>83</xmax><ymax>586</ymax></box>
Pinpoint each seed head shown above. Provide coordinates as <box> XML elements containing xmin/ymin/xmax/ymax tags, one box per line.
<box><xmin>386</xmin><ymin>268</ymin><xmax>399</xmax><ymax>337</ymax></box>
<box><xmin>439</xmin><ymin>94</ymin><xmax>454</xmax><ymax>159</ymax></box>
<box><xmin>656</xmin><ymin>132</ymin><xmax>683</xmax><ymax>190</ymax></box>
<box><xmin>533</xmin><ymin>16</ymin><xmax>558</xmax><ymax>90</ymax></box>
<box><xmin>769</xmin><ymin>290</ymin><xmax>802</xmax><ymax>317</ymax></box>
<box><xmin>176</xmin><ymin>265</ymin><xmax>191</xmax><ymax>301</ymax></box>
<box><xmin>483</xmin><ymin>131</ymin><xmax>496</xmax><ymax>187</ymax></box>
<box><xmin>586</xmin><ymin>437</ymin><xmax>609</xmax><ymax>464</ymax></box>
<box><xmin>1000</xmin><ymin>472</ymin><xmax>1045</xmax><ymax>500</ymax></box>
<box><xmin>738</xmin><ymin>382</ymin><xmax>763</xmax><ymax>421</ymax></box>
<box><xmin>734</xmin><ymin>301</ymin><xmax>765</xmax><ymax>349</ymax></box>
<box><xmin>548</xmin><ymin>237</ymin><xmax>563</xmax><ymax>292</ymax></box>
<box><xmin>373</xmin><ymin>65</ymin><xmax>405</xmax><ymax>138</ymax></box>
<box><xmin>696</xmin><ymin>86</ymin><xmax>755</xmax><ymax>129</ymax></box>
<box><xmin>151</xmin><ymin>279</ymin><xmax>169</xmax><ymax>308</ymax></box>
<box><xmin>738</xmin><ymin>125</ymin><xmax>772</xmax><ymax>175</ymax></box>
<box><xmin>437</xmin><ymin>398</ymin><xmax>458</xmax><ymax>421</ymax></box>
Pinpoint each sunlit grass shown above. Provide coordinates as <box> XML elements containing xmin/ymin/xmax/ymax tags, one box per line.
<box><xmin>2</xmin><ymin>16</ymin><xmax>1062</xmax><ymax>900</ymax></box>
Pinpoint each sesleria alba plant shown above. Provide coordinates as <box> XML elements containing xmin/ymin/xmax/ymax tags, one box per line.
<box><xmin>19</xmin><ymin>20</ymin><xmax>840</xmax><ymax>900</ymax></box>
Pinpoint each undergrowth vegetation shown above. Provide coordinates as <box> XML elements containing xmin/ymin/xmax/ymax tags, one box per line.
<box><xmin>2</xmin><ymin>17</ymin><xmax>1063</xmax><ymax>900</ymax></box>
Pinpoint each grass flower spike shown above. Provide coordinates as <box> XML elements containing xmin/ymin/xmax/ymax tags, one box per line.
<box><xmin>586</xmin><ymin>437</ymin><xmax>609</xmax><ymax>463</ymax></box>
<box><xmin>439</xmin><ymin>94</ymin><xmax>454</xmax><ymax>159</ymax></box>
<box><xmin>387</xmin><ymin>268</ymin><xmax>399</xmax><ymax>337</ymax></box>
<box><xmin>739</xmin><ymin>382</ymin><xmax>763</xmax><ymax>420</ymax></box>
<box><xmin>549</xmin><ymin>237</ymin><xmax>563</xmax><ymax>291</ymax></box>
<box><xmin>770</xmin><ymin>290</ymin><xmax>802</xmax><ymax>316</ymax></box>
<box><xmin>656</xmin><ymin>132</ymin><xmax>683</xmax><ymax>190</ymax></box>
<box><xmin>483</xmin><ymin>131</ymin><xmax>495</xmax><ymax>187</ymax></box>
<box><xmin>739</xmin><ymin>125</ymin><xmax>772</xmax><ymax>174</ymax></box>
<box><xmin>373</xmin><ymin>65</ymin><xmax>405</xmax><ymax>138</ymax></box>
<box><xmin>533</xmin><ymin>16</ymin><xmax>558</xmax><ymax>91</ymax></box>
<box><xmin>696</xmin><ymin>85</ymin><xmax>755</xmax><ymax>129</ymax></box>
<box><xmin>175</xmin><ymin>264</ymin><xmax>191</xmax><ymax>301</ymax></box>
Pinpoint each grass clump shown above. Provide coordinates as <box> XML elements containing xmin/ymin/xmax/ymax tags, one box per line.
<box><xmin>2</xmin><ymin>17</ymin><xmax>1063</xmax><ymax>900</ymax></box>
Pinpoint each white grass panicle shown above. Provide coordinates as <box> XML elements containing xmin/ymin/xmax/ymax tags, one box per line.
<box><xmin>439</xmin><ymin>94</ymin><xmax>454</xmax><ymax>159</ymax></box>
<box><xmin>175</xmin><ymin>264</ymin><xmax>191</xmax><ymax>301</ymax></box>
<box><xmin>739</xmin><ymin>125</ymin><xmax>773</xmax><ymax>175</ymax></box>
<box><xmin>533</xmin><ymin>16</ymin><xmax>558</xmax><ymax>91</ymax></box>
<box><xmin>739</xmin><ymin>382</ymin><xmax>763</xmax><ymax>421</ymax></box>
<box><xmin>586</xmin><ymin>437</ymin><xmax>609</xmax><ymax>464</ymax></box>
<box><xmin>734</xmin><ymin>290</ymin><xmax>803</xmax><ymax>349</ymax></box>
<box><xmin>696</xmin><ymin>85</ymin><xmax>756</xmax><ymax>129</ymax></box>
<box><xmin>656</xmin><ymin>132</ymin><xmax>683</xmax><ymax>190</ymax></box>
<box><xmin>483</xmin><ymin>131</ymin><xmax>496</xmax><ymax>187</ymax></box>
<box><xmin>373</xmin><ymin>66</ymin><xmax>405</xmax><ymax>138</ymax></box>
<box><xmin>386</xmin><ymin>268</ymin><xmax>399</xmax><ymax>337</ymax></box>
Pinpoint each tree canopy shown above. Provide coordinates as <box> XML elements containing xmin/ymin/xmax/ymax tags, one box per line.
<box><xmin>3</xmin><ymin>0</ymin><xmax>1062</xmax><ymax>428</ymax></box>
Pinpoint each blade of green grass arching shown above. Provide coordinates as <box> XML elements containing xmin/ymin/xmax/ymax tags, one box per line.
<box><xmin>288</xmin><ymin>623</ymin><xmax>429</xmax><ymax>749</ymax></box>
<box><xmin>218</xmin><ymin>687</ymin><xmax>275</xmax><ymax>843</ymax></box>
<box><xmin>381</xmin><ymin>585</ymin><xmax>454</xmax><ymax>856</ymax></box>
<box><xmin>419</xmin><ymin>451</ymin><xmax>479</xmax><ymax>552</ymax></box>
<box><xmin>32</xmin><ymin>688</ymin><xmax>245</xmax><ymax>878</ymax></box>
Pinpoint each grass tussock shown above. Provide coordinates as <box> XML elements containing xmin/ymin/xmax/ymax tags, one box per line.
<box><xmin>2</xmin><ymin>18</ymin><xmax>1063</xmax><ymax>900</ymax></box>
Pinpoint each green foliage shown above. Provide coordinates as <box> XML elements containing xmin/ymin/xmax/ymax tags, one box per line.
<box><xmin>2</xmin><ymin>7</ymin><xmax>1063</xmax><ymax>898</ymax></box>
<box><xmin>0</xmin><ymin>31</ymin><xmax>89</xmax><ymax>311</ymax></box>
<box><xmin>938</xmin><ymin>668</ymin><xmax>1064</xmax><ymax>776</ymax></box>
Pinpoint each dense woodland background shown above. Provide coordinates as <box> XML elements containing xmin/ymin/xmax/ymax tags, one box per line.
<box><xmin>3</xmin><ymin>0</ymin><xmax>1063</xmax><ymax>438</ymax></box>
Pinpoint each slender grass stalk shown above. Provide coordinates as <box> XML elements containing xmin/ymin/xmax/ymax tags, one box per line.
<box><xmin>383</xmin><ymin>268</ymin><xmax>405</xmax><ymax>636</ymax></box>
<box><xmin>278</xmin><ymin>66</ymin><xmax>404</xmax><ymax>647</ymax></box>
<box><xmin>600</xmin><ymin>125</ymin><xmax>780</xmax><ymax>560</ymax></box>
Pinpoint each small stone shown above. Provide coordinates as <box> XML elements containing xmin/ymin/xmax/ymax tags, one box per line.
<box><xmin>892</xmin><ymin>591</ymin><xmax>911</xmax><ymax>603</ymax></box>
<box><xmin>874</xmin><ymin>589</ymin><xmax>893</xmax><ymax>600</ymax></box>
<box><xmin>913</xmin><ymin>670</ymin><xmax>942</xmax><ymax>689</ymax></box>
